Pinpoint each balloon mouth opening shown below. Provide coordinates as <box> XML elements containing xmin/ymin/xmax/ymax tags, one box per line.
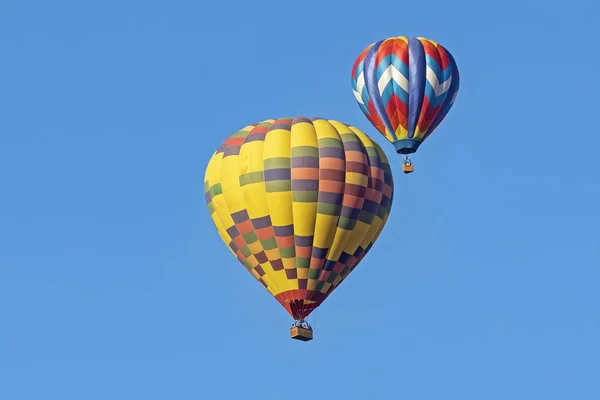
<box><xmin>276</xmin><ymin>291</ymin><xmax>326</xmax><ymax>320</ymax></box>
<box><xmin>393</xmin><ymin>139</ymin><xmax>421</xmax><ymax>155</ymax></box>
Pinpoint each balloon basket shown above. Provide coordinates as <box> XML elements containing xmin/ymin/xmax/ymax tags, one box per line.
<box><xmin>402</xmin><ymin>157</ymin><xmax>414</xmax><ymax>174</ymax></box>
<box><xmin>290</xmin><ymin>321</ymin><xmax>313</xmax><ymax>342</ymax></box>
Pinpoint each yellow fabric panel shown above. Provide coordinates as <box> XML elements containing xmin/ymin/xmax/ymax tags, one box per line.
<box><xmin>238</xmin><ymin>135</ymin><xmax>286</xmax><ymax>295</ymax></box>
<box><xmin>289</xmin><ymin>120</ymin><xmax>318</xmax><ymax>238</ymax></box>
<box><xmin>263</xmin><ymin>127</ymin><xmax>293</xmax><ymax>229</ymax></box>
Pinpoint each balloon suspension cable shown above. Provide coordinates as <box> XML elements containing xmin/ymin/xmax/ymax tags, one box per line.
<box><xmin>404</xmin><ymin>156</ymin><xmax>412</xmax><ymax>166</ymax></box>
<box><xmin>292</xmin><ymin>319</ymin><xmax>312</xmax><ymax>330</ymax></box>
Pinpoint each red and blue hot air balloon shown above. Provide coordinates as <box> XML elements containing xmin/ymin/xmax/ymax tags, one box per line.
<box><xmin>351</xmin><ymin>36</ymin><xmax>460</xmax><ymax>173</ymax></box>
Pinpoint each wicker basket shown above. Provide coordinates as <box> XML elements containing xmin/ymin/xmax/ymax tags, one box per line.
<box><xmin>290</xmin><ymin>326</ymin><xmax>313</xmax><ymax>341</ymax></box>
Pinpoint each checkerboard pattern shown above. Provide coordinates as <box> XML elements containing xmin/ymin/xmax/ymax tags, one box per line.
<box><xmin>204</xmin><ymin>118</ymin><xmax>394</xmax><ymax>320</ymax></box>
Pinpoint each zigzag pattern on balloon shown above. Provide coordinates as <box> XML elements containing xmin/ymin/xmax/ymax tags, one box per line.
<box><xmin>351</xmin><ymin>36</ymin><xmax>460</xmax><ymax>154</ymax></box>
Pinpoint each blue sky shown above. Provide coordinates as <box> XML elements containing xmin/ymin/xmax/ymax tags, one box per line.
<box><xmin>1</xmin><ymin>0</ymin><xmax>599</xmax><ymax>398</ymax></box>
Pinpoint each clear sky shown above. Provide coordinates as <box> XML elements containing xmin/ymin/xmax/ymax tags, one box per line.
<box><xmin>1</xmin><ymin>0</ymin><xmax>599</xmax><ymax>399</ymax></box>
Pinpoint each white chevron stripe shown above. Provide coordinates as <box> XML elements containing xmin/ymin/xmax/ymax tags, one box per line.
<box><xmin>426</xmin><ymin>65</ymin><xmax>453</xmax><ymax>97</ymax></box>
<box><xmin>377</xmin><ymin>64</ymin><xmax>408</xmax><ymax>95</ymax></box>
<box><xmin>353</xmin><ymin>89</ymin><xmax>364</xmax><ymax>104</ymax></box>
<box><xmin>356</xmin><ymin>71</ymin><xmax>366</xmax><ymax>97</ymax></box>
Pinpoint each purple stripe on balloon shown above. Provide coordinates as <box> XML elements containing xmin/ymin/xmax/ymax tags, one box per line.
<box><xmin>311</xmin><ymin>247</ymin><xmax>328</xmax><ymax>260</ymax></box>
<box><xmin>362</xmin><ymin>199</ymin><xmax>380</xmax><ymax>214</ymax></box>
<box><xmin>345</xmin><ymin>183</ymin><xmax>367</xmax><ymax>198</ymax></box>
<box><xmin>231</xmin><ymin>209</ymin><xmax>250</xmax><ymax>224</ymax></box>
<box><xmin>223</xmin><ymin>146</ymin><xmax>241</xmax><ymax>157</ymax></box>
<box><xmin>319</xmin><ymin>147</ymin><xmax>345</xmax><ymax>159</ymax></box>
<box><xmin>340</xmin><ymin>206</ymin><xmax>362</xmax><ymax>220</ymax></box>
<box><xmin>269</xmin><ymin>123</ymin><xmax>292</xmax><ymax>131</ymax></box>
<box><xmin>338</xmin><ymin>252</ymin><xmax>351</xmax><ymax>263</ymax></box>
<box><xmin>285</xmin><ymin>269</ymin><xmax>297</xmax><ymax>279</ymax></box>
<box><xmin>407</xmin><ymin>37</ymin><xmax>426</xmax><ymax>139</ymax></box>
<box><xmin>226</xmin><ymin>225</ymin><xmax>240</xmax><ymax>238</ymax></box>
<box><xmin>251</xmin><ymin>215</ymin><xmax>272</xmax><ymax>229</ymax></box>
<box><xmin>318</xmin><ymin>191</ymin><xmax>344</xmax><ymax>204</ymax></box>
<box><xmin>294</xmin><ymin>235</ymin><xmax>313</xmax><ymax>247</ymax></box>
<box><xmin>342</xmin><ymin>141</ymin><xmax>365</xmax><ymax>152</ymax></box>
<box><xmin>255</xmin><ymin>251</ymin><xmax>268</xmax><ymax>263</ymax></box>
<box><xmin>292</xmin><ymin>179</ymin><xmax>319</xmax><ymax>191</ymax></box>
<box><xmin>381</xmin><ymin>195</ymin><xmax>391</xmax><ymax>210</ymax></box>
<box><xmin>264</xmin><ymin>168</ymin><xmax>291</xmax><ymax>181</ymax></box>
<box><xmin>346</xmin><ymin>161</ymin><xmax>368</xmax><ymax>175</ymax></box>
<box><xmin>273</xmin><ymin>225</ymin><xmax>294</xmax><ymax>237</ymax></box>
<box><xmin>323</xmin><ymin>260</ymin><xmax>336</xmax><ymax>272</ymax></box>
<box><xmin>368</xmin><ymin>156</ymin><xmax>382</xmax><ymax>166</ymax></box>
<box><xmin>243</xmin><ymin>133</ymin><xmax>266</xmax><ymax>143</ymax></box>
<box><xmin>371</xmin><ymin>178</ymin><xmax>384</xmax><ymax>192</ymax></box>
<box><xmin>271</xmin><ymin>259</ymin><xmax>284</xmax><ymax>271</ymax></box>
<box><xmin>292</xmin><ymin>116</ymin><xmax>313</xmax><ymax>125</ymax></box>
<box><xmin>291</xmin><ymin>156</ymin><xmax>320</xmax><ymax>168</ymax></box>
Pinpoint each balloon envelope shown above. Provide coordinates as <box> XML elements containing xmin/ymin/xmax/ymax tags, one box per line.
<box><xmin>351</xmin><ymin>36</ymin><xmax>460</xmax><ymax>155</ymax></box>
<box><xmin>204</xmin><ymin>117</ymin><xmax>394</xmax><ymax>320</ymax></box>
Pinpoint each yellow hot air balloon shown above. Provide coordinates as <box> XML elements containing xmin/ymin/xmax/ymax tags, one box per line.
<box><xmin>204</xmin><ymin>117</ymin><xmax>394</xmax><ymax>341</ymax></box>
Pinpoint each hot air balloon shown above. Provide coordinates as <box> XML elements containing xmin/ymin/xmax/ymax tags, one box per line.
<box><xmin>204</xmin><ymin>117</ymin><xmax>394</xmax><ymax>341</ymax></box>
<box><xmin>351</xmin><ymin>36</ymin><xmax>460</xmax><ymax>174</ymax></box>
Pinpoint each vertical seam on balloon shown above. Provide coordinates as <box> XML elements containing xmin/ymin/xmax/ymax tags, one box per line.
<box><xmin>290</xmin><ymin>117</ymin><xmax>320</xmax><ymax>319</ymax></box>
<box><xmin>380</xmin><ymin>38</ymin><xmax>399</xmax><ymax>142</ymax></box>
<box><xmin>407</xmin><ymin>37</ymin><xmax>426</xmax><ymax>139</ymax></box>
<box><xmin>353</xmin><ymin>43</ymin><xmax>389</xmax><ymax>140</ymax></box>
<box><xmin>389</xmin><ymin>38</ymin><xmax>403</xmax><ymax>141</ymax></box>
<box><xmin>425</xmin><ymin>50</ymin><xmax>460</xmax><ymax>141</ymax></box>
<box><xmin>205</xmin><ymin>153</ymin><xmax>239</xmax><ymax>259</ymax></box>
<box><xmin>307</xmin><ymin>118</ymin><xmax>322</xmax><ymax>315</ymax></box>
<box><xmin>262</xmin><ymin>119</ymin><xmax>295</xmax><ymax>313</ymax></box>
<box><xmin>228</xmin><ymin>124</ymin><xmax>275</xmax><ymax>294</ymax></box>
<box><xmin>362</xmin><ymin>141</ymin><xmax>393</xmax><ymax>260</ymax></box>
<box><xmin>237</xmin><ymin>124</ymin><xmax>275</xmax><ymax>294</ymax></box>
<box><xmin>338</xmin><ymin>127</ymin><xmax>375</xmax><ymax>289</ymax></box>
<box><xmin>417</xmin><ymin>40</ymin><xmax>445</xmax><ymax>140</ymax></box>
<box><xmin>306</xmin><ymin>119</ymin><xmax>345</xmax><ymax>305</ymax></box>
<box><xmin>211</xmin><ymin>134</ymin><xmax>247</xmax><ymax>271</ymax></box>
<box><xmin>239</xmin><ymin>121</ymin><xmax>284</xmax><ymax>299</ymax></box>
<box><xmin>426</xmin><ymin>42</ymin><xmax>448</xmax><ymax>135</ymax></box>
<box><xmin>305</xmin><ymin>118</ymin><xmax>325</xmax><ymax>302</ymax></box>
<box><xmin>416</xmin><ymin>39</ymin><xmax>436</xmax><ymax>138</ymax></box>
<box><xmin>364</xmin><ymin>40</ymin><xmax>395</xmax><ymax>139</ymax></box>
<box><xmin>209</xmin><ymin>127</ymin><xmax>269</xmax><ymax>295</ymax></box>
<box><xmin>347</xmin><ymin>128</ymin><xmax>385</xmax><ymax>273</ymax></box>
<box><xmin>319</xmin><ymin>122</ymin><xmax>369</xmax><ymax>297</ymax></box>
